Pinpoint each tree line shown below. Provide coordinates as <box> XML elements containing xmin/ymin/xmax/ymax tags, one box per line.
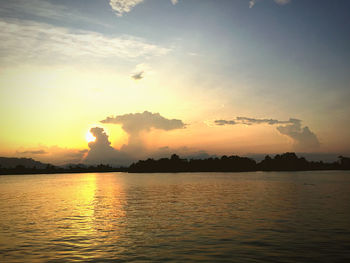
<box><xmin>1</xmin><ymin>152</ymin><xmax>350</xmax><ymax>175</ymax></box>
<box><xmin>128</xmin><ymin>152</ymin><xmax>350</xmax><ymax>173</ymax></box>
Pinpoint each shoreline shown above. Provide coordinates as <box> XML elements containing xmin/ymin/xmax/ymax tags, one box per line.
<box><xmin>1</xmin><ymin>168</ymin><xmax>350</xmax><ymax>176</ymax></box>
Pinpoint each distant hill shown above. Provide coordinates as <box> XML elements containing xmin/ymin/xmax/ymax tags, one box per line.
<box><xmin>0</xmin><ymin>157</ymin><xmax>47</xmax><ymax>169</ymax></box>
<box><xmin>0</xmin><ymin>157</ymin><xmax>127</xmax><ymax>175</ymax></box>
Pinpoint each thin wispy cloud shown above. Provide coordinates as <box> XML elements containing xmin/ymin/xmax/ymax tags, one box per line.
<box><xmin>0</xmin><ymin>0</ymin><xmax>108</xmax><ymax>27</ymax></box>
<box><xmin>17</xmin><ymin>150</ymin><xmax>48</xmax><ymax>155</ymax></box>
<box><xmin>15</xmin><ymin>146</ymin><xmax>88</xmax><ymax>165</ymax></box>
<box><xmin>236</xmin><ymin>117</ymin><xmax>291</xmax><ymax>125</ymax></box>
<box><xmin>274</xmin><ymin>0</ymin><xmax>291</xmax><ymax>5</ymax></box>
<box><xmin>0</xmin><ymin>0</ymin><xmax>68</xmax><ymax>20</ymax></box>
<box><xmin>215</xmin><ymin>120</ymin><xmax>237</xmax><ymax>126</ymax></box>
<box><xmin>214</xmin><ymin>117</ymin><xmax>291</xmax><ymax>126</ymax></box>
<box><xmin>0</xmin><ymin>19</ymin><xmax>171</xmax><ymax>64</ymax></box>
<box><xmin>249</xmin><ymin>0</ymin><xmax>291</xmax><ymax>8</ymax></box>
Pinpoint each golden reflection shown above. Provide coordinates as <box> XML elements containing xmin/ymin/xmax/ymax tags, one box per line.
<box><xmin>70</xmin><ymin>173</ymin><xmax>97</xmax><ymax>234</ymax></box>
<box><xmin>92</xmin><ymin>174</ymin><xmax>126</xmax><ymax>235</ymax></box>
<box><xmin>61</xmin><ymin>173</ymin><xmax>127</xmax><ymax>260</ymax></box>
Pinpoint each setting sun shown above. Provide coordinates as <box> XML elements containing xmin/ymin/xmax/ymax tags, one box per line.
<box><xmin>85</xmin><ymin>131</ymin><xmax>96</xmax><ymax>143</ymax></box>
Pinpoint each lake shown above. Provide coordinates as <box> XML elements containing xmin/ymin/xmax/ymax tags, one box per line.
<box><xmin>1</xmin><ymin>171</ymin><xmax>350</xmax><ymax>262</ymax></box>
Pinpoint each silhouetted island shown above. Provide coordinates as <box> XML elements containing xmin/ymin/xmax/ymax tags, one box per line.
<box><xmin>128</xmin><ymin>153</ymin><xmax>350</xmax><ymax>173</ymax></box>
<box><xmin>1</xmin><ymin>153</ymin><xmax>349</xmax><ymax>175</ymax></box>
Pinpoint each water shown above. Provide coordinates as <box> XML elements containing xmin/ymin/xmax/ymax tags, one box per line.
<box><xmin>1</xmin><ymin>171</ymin><xmax>350</xmax><ymax>262</ymax></box>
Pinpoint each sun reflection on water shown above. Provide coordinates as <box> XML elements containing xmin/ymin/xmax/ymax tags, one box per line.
<box><xmin>65</xmin><ymin>173</ymin><xmax>127</xmax><ymax>259</ymax></box>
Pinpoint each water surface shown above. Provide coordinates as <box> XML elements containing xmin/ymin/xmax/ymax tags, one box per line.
<box><xmin>1</xmin><ymin>171</ymin><xmax>350</xmax><ymax>262</ymax></box>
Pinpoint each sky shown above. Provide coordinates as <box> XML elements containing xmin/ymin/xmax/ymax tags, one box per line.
<box><xmin>0</xmin><ymin>0</ymin><xmax>349</xmax><ymax>165</ymax></box>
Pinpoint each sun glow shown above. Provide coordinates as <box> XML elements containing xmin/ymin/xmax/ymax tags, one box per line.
<box><xmin>85</xmin><ymin>131</ymin><xmax>96</xmax><ymax>143</ymax></box>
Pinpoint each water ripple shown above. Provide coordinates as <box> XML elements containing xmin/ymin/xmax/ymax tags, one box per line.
<box><xmin>1</xmin><ymin>171</ymin><xmax>350</xmax><ymax>262</ymax></box>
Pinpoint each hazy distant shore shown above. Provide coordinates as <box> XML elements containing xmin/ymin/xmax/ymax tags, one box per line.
<box><xmin>0</xmin><ymin>165</ymin><xmax>127</xmax><ymax>176</ymax></box>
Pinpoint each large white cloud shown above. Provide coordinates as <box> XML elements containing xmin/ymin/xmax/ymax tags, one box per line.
<box><xmin>101</xmin><ymin>111</ymin><xmax>185</xmax><ymax>134</ymax></box>
<box><xmin>101</xmin><ymin>111</ymin><xmax>186</xmax><ymax>157</ymax></box>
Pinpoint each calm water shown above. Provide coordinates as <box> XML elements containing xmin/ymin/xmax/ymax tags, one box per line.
<box><xmin>1</xmin><ymin>171</ymin><xmax>350</xmax><ymax>262</ymax></box>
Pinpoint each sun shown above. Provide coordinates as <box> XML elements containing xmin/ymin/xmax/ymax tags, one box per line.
<box><xmin>85</xmin><ymin>131</ymin><xmax>96</xmax><ymax>143</ymax></box>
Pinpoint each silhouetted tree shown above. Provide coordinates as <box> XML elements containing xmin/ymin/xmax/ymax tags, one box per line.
<box><xmin>338</xmin><ymin>156</ymin><xmax>350</xmax><ymax>169</ymax></box>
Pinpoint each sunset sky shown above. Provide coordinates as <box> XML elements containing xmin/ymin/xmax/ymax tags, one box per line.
<box><xmin>0</xmin><ymin>0</ymin><xmax>349</xmax><ymax>165</ymax></box>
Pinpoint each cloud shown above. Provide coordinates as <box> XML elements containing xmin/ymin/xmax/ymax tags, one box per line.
<box><xmin>109</xmin><ymin>0</ymin><xmax>179</xmax><ymax>16</ymax></box>
<box><xmin>130</xmin><ymin>63</ymin><xmax>152</xmax><ymax>80</ymax></box>
<box><xmin>17</xmin><ymin>150</ymin><xmax>48</xmax><ymax>155</ymax></box>
<box><xmin>85</xmin><ymin>115</ymin><xmax>187</xmax><ymax>165</ymax></box>
<box><xmin>109</xmin><ymin>0</ymin><xmax>144</xmax><ymax>16</ymax></box>
<box><xmin>215</xmin><ymin>116</ymin><xmax>320</xmax><ymax>151</ymax></box>
<box><xmin>249</xmin><ymin>0</ymin><xmax>257</xmax><ymax>8</ymax></box>
<box><xmin>236</xmin><ymin>117</ymin><xmax>291</xmax><ymax>125</ymax></box>
<box><xmin>248</xmin><ymin>0</ymin><xmax>291</xmax><ymax>8</ymax></box>
<box><xmin>131</xmin><ymin>71</ymin><xmax>144</xmax><ymax>80</ymax></box>
<box><xmin>84</xmin><ymin>127</ymin><xmax>131</xmax><ymax>166</ymax></box>
<box><xmin>0</xmin><ymin>0</ymin><xmax>108</xmax><ymax>28</ymax></box>
<box><xmin>276</xmin><ymin>119</ymin><xmax>320</xmax><ymax>151</ymax></box>
<box><xmin>15</xmin><ymin>146</ymin><xmax>88</xmax><ymax>165</ymax></box>
<box><xmin>0</xmin><ymin>0</ymin><xmax>68</xmax><ymax>20</ymax></box>
<box><xmin>0</xmin><ymin>19</ymin><xmax>171</xmax><ymax>64</ymax></box>
<box><xmin>101</xmin><ymin>111</ymin><xmax>185</xmax><ymax>134</ymax></box>
<box><xmin>15</xmin><ymin>129</ymin><xmax>134</xmax><ymax>166</ymax></box>
<box><xmin>101</xmin><ymin>111</ymin><xmax>186</xmax><ymax>157</ymax></box>
<box><xmin>215</xmin><ymin>120</ymin><xmax>237</xmax><ymax>126</ymax></box>
<box><xmin>16</xmin><ymin>112</ymin><xmax>186</xmax><ymax>166</ymax></box>
<box><xmin>274</xmin><ymin>0</ymin><xmax>291</xmax><ymax>5</ymax></box>
<box><xmin>214</xmin><ymin>117</ymin><xmax>291</xmax><ymax>126</ymax></box>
